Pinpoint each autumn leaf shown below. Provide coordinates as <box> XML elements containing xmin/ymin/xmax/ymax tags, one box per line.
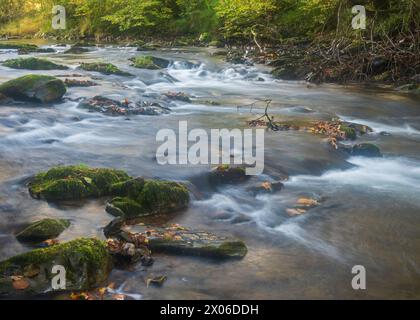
<box><xmin>296</xmin><ymin>198</ymin><xmax>318</xmax><ymax>207</ymax></box>
<box><xmin>146</xmin><ymin>275</ymin><xmax>167</xmax><ymax>288</ymax></box>
<box><xmin>12</xmin><ymin>276</ymin><xmax>30</xmax><ymax>290</ymax></box>
<box><xmin>113</xmin><ymin>294</ymin><xmax>125</xmax><ymax>300</ymax></box>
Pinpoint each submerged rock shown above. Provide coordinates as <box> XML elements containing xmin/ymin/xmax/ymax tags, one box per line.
<box><xmin>16</xmin><ymin>219</ymin><xmax>70</xmax><ymax>243</ymax></box>
<box><xmin>350</xmin><ymin>143</ymin><xmax>382</xmax><ymax>158</ymax></box>
<box><xmin>0</xmin><ymin>75</ymin><xmax>66</xmax><ymax>103</ymax></box>
<box><xmin>2</xmin><ymin>57</ymin><xmax>68</xmax><ymax>70</ymax></box>
<box><xmin>130</xmin><ymin>56</ymin><xmax>171</xmax><ymax>69</ymax></box>
<box><xmin>78</xmin><ymin>96</ymin><xmax>170</xmax><ymax>116</ymax></box>
<box><xmin>0</xmin><ymin>238</ymin><xmax>112</xmax><ymax>296</ymax></box>
<box><xmin>64</xmin><ymin>79</ymin><xmax>98</xmax><ymax>87</ymax></box>
<box><xmin>106</xmin><ymin>179</ymin><xmax>190</xmax><ymax>218</ymax></box>
<box><xmin>209</xmin><ymin>165</ymin><xmax>249</xmax><ymax>186</ymax></box>
<box><xmin>28</xmin><ymin>165</ymin><xmax>130</xmax><ymax>201</ymax></box>
<box><xmin>80</xmin><ymin>63</ymin><xmax>132</xmax><ymax>76</ymax></box>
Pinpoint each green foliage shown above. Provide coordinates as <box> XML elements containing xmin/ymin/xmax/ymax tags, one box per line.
<box><xmin>0</xmin><ymin>0</ymin><xmax>418</xmax><ymax>45</ymax></box>
<box><xmin>3</xmin><ymin>57</ymin><xmax>68</xmax><ymax>70</ymax></box>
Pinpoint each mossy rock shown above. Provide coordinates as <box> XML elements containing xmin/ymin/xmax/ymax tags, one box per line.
<box><xmin>28</xmin><ymin>165</ymin><xmax>131</xmax><ymax>201</ymax></box>
<box><xmin>350</xmin><ymin>143</ymin><xmax>382</xmax><ymax>158</ymax></box>
<box><xmin>18</xmin><ymin>47</ymin><xmax>56</xmax><ymax>55</ymax></box>
<box><xmin>16</xmin><ymin>219</ymin><xmax>70</xmax><ymax>243</ymax></box>
<box><xmin>63</xmin><ymin>46</ymin><xmax>89</xmax><ymax>54</ymax></box>
<box><xmin>0</xmin><ymin>43</ymin><xmax>38</xmax><ymax>50</ymax></box>
<box><xmin>106</xmin><ymin>179</ymin><xmax>190</xmax><ymax>218</ymax></box>
<box><xmin>130</xmin><ymin>56</ymin><xmax>170</xmax><ymax>69</ymax></box>
<box><xmin>123</xmin><ymin>225</ymin><xmax>247</xmax><ymax>259</ymax></box>
<box><xmin>80</xmin><ymin>62</ymin><xmax>132</xmax><ymax>76</ymax></box>
<box><xmin>3</xmin><ymin>58</ymin><xmax>68</xmax><ymax>70</ymax></box>
<box><xmin>340</xmin><ymin>125</ymin><xmax>357</xmax><ymax>140</ymax></box>
<box><xmin>209</xmin><ymin>165</ymin><xmax>249</xmax><ymax>186</ymax></box>
<box><xmin>0</xmin><ymin>75</ymin><xmax>66</xmax><ymax>103</ymax></box>
<box><xmin>0</xmin><ymin>238</ymin><xmax>112</xmax><ymax>296</ymax></box>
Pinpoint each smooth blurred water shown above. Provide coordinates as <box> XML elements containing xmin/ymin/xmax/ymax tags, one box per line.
<box><xmin>0</xmin><ymin>42</ymin><xmax>420</xmax><ymax>299</ymax></box>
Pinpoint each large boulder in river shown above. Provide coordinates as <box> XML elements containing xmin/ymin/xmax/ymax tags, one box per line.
<box><xmin>28</xmin><ymin>165</ymin><xmax>130</xmax><ymax>201</ymax></box>
<box><xmin>80</xmin><ymin>62</ymin><xmax>132</xmax><ymax>76</ymax></box>
<box><xmin>2</xmin><ymin>57</ymin><xmax>68</xmax><ymax>70</ymax></box>
<box><xmin>209</xmin><ymin>165</ymin><xmax>250</xmax><ymax>186</ymax></box>
<box><xmin>0</xmin><ymin>75</ymin><xmax>66</xmax><ymax>103</ymax></box>
<box><xmin>106</xmin><ymin>179</ymin><xmax>190</xmax><ymax>218</ymax></box>
<box><xmin>0</xmin><ymin>238</ymin><xmax>112</xmax><ymax>296</ymax></box>
<box><xmin>78</xmin><ymin>96</ymin><xmax>170</xmax><ymax>116</ymax></box>
<box><xmin>130</xmin><ymin>56</ymin><xmax>171</xmax><ymax>69</ymax></box>
<box><xmin>16</xmin><ymin>219</ymin><xmax>70</xmax><ymax>243</ymax></box>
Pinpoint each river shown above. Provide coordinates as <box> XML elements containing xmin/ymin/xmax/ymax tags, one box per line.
<box><xmin>0</xmin><ymin>41</ymin><xmax>419</xmax><ymax>299</ymax></box>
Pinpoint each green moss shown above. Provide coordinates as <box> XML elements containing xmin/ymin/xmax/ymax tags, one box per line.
<box><xmin>138</xmin><ymin>180</ymin><xmax>190</xmax><ymax>214</ymax></box>
<box><xmin>28</xmin><ymin>165</ymin><xmax>131</xmax><ymax>201</ymax></box>
<box><xmin>3</xmin><ymin>58</ymin><xmax>68</xmax><ymax>70</ymax></box>
<box><xmin>16</xmin><ymin>219</ymin><xmax>70</xmax><ymax>242</ymax></box>
<box><xmin>0</xmin><ymin>43</ymin><xmax>38</xmax><ymax>50</ymax></box>
<box><xmin>80</xmin><ymin>62</ymin><xmax>132</xmax><ymax>76</ymax></box>
<box><xmin>0</xmin><ymin>75</ymin><xmax>66</xmax><ymax>103</ymax></box>
<box><xmin>109</xmin><ymin>178</ymin><xmax>145</xmax><ymax>198</ymax></box>
<box><xmin>0</xmin><ymin>238</ymin><xmax>112</xmax><ymax>292</ymax></box>
<box><xmin>131</xmin><ymin>56</ymin><xmax>160</xmax><ymax>69</ymax></box>
<box><xmin>340</xmin><ymin>125</ymin><xmax>357</xmax><ymax>140</ymax></box>
<box><xmin>64</xmin><ymin>46</ymin><xmax>89</xmax><ymax>54</ymax></box>
<box><xmin>107</xmin><ymin>179</ymin><xmax>190</xmax><ymax>218</ymax></box>
<box><xmin>106</xmin><ymin>197</ymin><xmax>147</xmax><ymax>218</ymax></box>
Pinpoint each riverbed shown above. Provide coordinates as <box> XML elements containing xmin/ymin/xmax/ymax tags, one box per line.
<box><xmin>0</xmin><ymin>41</ymin><xmax>420</xmax><ymax>299</ymax></box>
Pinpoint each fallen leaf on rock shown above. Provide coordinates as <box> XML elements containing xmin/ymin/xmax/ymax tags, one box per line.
<box><xmin>296</xmin><ymin>198</ymin><xmax>318</xmax><ymax>207</ymax></box>
<box><xmin>23</xmin><ymin>264</ymin><xmax>40</xmax><ymax>278</ymax></box>
<box><xmin>146</xmin><ymin>275</ymin><xmax>167</xmax><ymax>288</ymax></box>
<box><xmin>12</xmin><ymin>276</ymin><xmax>30</xmax><ymax>290</ymax></box>
<box><xmin>42</xmin><ymin>239</ymin><xmax>60</xmax><ymax>247</ymax></box>
<box><xmin>286</xmin><ymin>208</ymin><xmax>307</xmax><ymax>217</ymax></box>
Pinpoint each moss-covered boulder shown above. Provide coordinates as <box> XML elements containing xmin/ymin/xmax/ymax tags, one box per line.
<box><xmin>0</xmin><ymin>43</ymin><xmax>38</xmax><ymax>50</ymax></box>
<box><xmin>0</xmin><ymin>238</ymin><xmax>112</xmax><ymax>296</ymax></box>
<box><xmin>18</xmin><ymin>47</ymin><xmax>56</xmax><ymax>55</ymax></box>
<box><xmin>16</xmin><ymin>219</ymin><xmax>70</xmax><ymax>243</ymax></box>
<box><xmin>63</xmin><ymin>46</ymin><xmax>89</xmax><ymax>54</ymax></box>
<box><xmin>130</xmin><ymin>56</ymin><xmax>170</xmax><ymax>69</ymax></box>
<box><xmin>28</xmin><ymin>165</ymin><xmax>130</xmax><ymax>201</ymax></box>
<box><xmin>350</xmin><ymin>143</ymin><xmax>382</xmax><ymax>157</ymax></box>
<box><xmin>209</xmin><ymin>165</ymin><xmax>249</xmax><ymax>186</ymax></box>
<box><xmin>2</xmin><ymin>58</ymin><xmax>68</xmax><ymax>70</ymax></box>
<box><xmin>80</xmin><ymin>62</ymin><xmax>132</xmax><ymax>76</ymax></box>
<box><xmin>106</xmin><ymin>179</ymin><xmax>190</xmax><ymax>218</ymax></box>
<box><xmin>0</xmin><ymin>75</ymin><xmax>66</xmax><ymax>103</ymax></box>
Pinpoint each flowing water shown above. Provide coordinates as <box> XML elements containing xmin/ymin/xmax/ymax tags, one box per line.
<box><xmin>0</xmin><ymin>41</ymin><xmax>420</xmax><ymax>299</ymax></box>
